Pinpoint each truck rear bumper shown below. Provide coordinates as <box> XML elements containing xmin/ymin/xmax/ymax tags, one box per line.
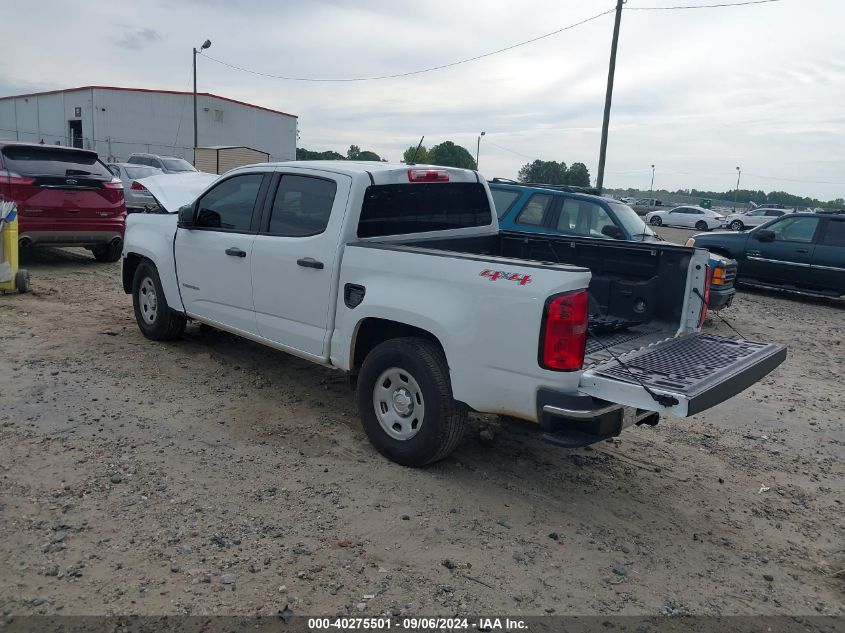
<box><xmin>536</xmin><ymin>388</ymin><xmax>658</xmax><ymax>448</ymax></box>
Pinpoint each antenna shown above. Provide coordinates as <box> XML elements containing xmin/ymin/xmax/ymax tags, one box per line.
<box><xmin>409</xmin><ymin>136</ymin><xmax>424</xmax><ymax>164</ymax></box>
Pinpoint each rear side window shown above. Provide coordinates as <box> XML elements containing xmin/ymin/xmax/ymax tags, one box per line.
<box><xmin>267</xmin><ymin>175</ymin><xmax>337</xmax><ymax>237</ymax></box>
<box><xmin>821</xmin><ymin>220</ymin><xmax>845</xmax><ymax>247</ymax></box>
<box><xmin>1</xmin><ymin>146</ymin><xmax>111</xmax><ymax>178</ymax></box>
<box><xmin>490</xmin><ymin>189</ymin><xmax>520</xmax><ymax>219</ymax></box>
<box><xmin>516</xmin><ymin>193</ymin><xmax>553</xmax><ymax>227</ymax></box>
<box><xmin>358</xmin><ymin>182</ymin><xmax>492</xmax><ymax>238</ymax></box>
<box><xmin>196</xmin><ymin>174</ymin><xmax>263</xmax><ymax>231</ymax></box>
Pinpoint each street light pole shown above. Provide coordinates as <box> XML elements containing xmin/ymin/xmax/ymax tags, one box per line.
<box><xmin>476</xmin><ymin>131</ymin><xmax>485</xmax><ymax>170</ymax></box>
<box><xmin>193</xmin><ymin>39</ymin><xmax>212</xmax><ymax>159</ymax></box>
<box><xmin>595</xmin><ymin>0</ymin><xmax>625</xmax><ymax>194</ymax></box>
<box><xmin>650</xmin><ymin>164</ymin><xmax>655</xmax><ymax>193</ymax></box>
<box><xmin>733</xmin><ymin>166</ymin><xmax>741</xmax><ymax>211</ymax></box>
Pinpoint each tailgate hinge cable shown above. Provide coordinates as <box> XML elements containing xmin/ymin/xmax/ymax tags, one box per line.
<box><xmin>588</xmin><ymin>326</ymin><xmax>680</xmax><ymax>408</ymax></box>
<box><xmin>693</xmin><ymin>287</ymin><xmax>747</xmax><ymax>340</ymax></box>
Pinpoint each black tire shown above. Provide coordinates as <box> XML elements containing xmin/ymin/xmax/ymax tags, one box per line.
<box><xmin>695</xmin><ymin>220</ymin><xmax>709</xmax><ymax>231</ymax></box>
<box><xmin>15</xmin><ymin>269</ymin><xmax>31</xmax><ymax>293</ymax></box>
<box><xmin>650</xmin><ymin>216</ymin><xmax>662</xmax><ymax>226</ymax></box>
<box><xmin>356</xmin><ymin>337</ymin><xmax>466</xmax><ymax>467</ymax></box>
<box><xmin>730</xmin><ymin>220</ymin><xmax>744</xmax><ymax>231</ymax></box>
<box><xmin>132</xmin><ymin>260</ymin><xmax>186</xmax><ymax>341</ymax></box>
<box><xmin>93</xmin><ymin>240</ymin><xmax>123</xmax><ymax>263</ymax></box>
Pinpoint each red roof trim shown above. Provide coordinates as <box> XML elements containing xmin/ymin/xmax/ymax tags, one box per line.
<box><xmin>0</xmin><ymin>85</ymin><xmax>297</xmax><ymax>118</ymax></box>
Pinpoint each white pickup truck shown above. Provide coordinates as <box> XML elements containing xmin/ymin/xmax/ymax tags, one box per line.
<box><xmin>122</xmin><ymin>162</ymin><xmax>786</xmax><ymax>467</ymax></box>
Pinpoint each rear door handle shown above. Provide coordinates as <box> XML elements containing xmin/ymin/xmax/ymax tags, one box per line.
<box><xmin>225</xmin><ymin>247</ymin><xmax>247</xmax><ymax>258</ymax></box>
<box><xmin>297</xmin><ymin>257</ymin><xmax>324</xmax><ymax>269</ymax></box>
<box><xmin>795</xmin><ymin>249</ymin><xmax>809</xmax><ymax>254</ymax></box>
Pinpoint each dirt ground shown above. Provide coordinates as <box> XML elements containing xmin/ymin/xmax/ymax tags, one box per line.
<box><xmin>0</xmin><ymin>233</ymin><xmax>843</xmax><ymax>618</ymax></box>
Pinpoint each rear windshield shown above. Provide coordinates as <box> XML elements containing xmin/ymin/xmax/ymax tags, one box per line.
<box><xmin>358</xmin><ymin>183</ymin><xmax>492</xmax><ymax>238</ymax></box>
<box><xmin>1</xmin><ymin>146</ymin><xmax>111</xmax><ymax>178</ymax></box>
<box><xmin>161</xmin><ymin>158</ymin><xmax>196</xmax><ymax>172</ymax></box>
<box><xmin>125</xmin><ymin>166</ymin><xmax>162</xmax><ymax>179</ymax></box>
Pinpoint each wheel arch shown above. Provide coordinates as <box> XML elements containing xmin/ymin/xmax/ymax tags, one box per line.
<box><xmin>350</xmin><ymin>318</ymin><xmax>447</xmax><ymax>376</ymax></box>
<box><xmin>122</xmin><ymin>252</ymin><xmax>145</xmax><ymax>294</ymax></box>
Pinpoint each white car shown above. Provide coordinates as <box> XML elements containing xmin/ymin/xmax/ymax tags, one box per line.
<box><xmin>120</xmin><ymin>161</ymin><xmax>785</xmax><ymax>467</ymax></box>
<box><xmin>724</xmin><ymin>207</ymin><xmax>791</xmax><ymax>231</ymax></box>
<box><xmin>646</xmin><ymin>206</ymin><xmax>726</xmax><ymax>231</ymax></box>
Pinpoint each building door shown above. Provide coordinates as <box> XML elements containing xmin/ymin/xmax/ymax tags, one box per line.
<box><xmin>68</xmin><ymin>120</ymin><xmax>83</xmax><ymax>148</ymax></box>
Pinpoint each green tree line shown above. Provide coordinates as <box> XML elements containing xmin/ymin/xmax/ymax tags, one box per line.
<box><xmin>515</xmin><ymin>160</ymin><xmax>592</xmax><ymax>188</ymax></box>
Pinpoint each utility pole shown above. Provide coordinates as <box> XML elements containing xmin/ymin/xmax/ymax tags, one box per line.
<box><xmin>733</xmin><ymin>166</ymin><xmax>741</xmax><ymax>211</ymax></box>
<box><xmin>596</xmin><ymin>0</ymin><xmax>624</xmax><ymax>194</ymax></box>
<box><xmin>193</xmin><ymin>39</ymin><xmax>212</xmax><ymax>159</ymax></box>
<box><xmin>476</xmin><ymin>131</ymin><xmax>485</xmax><ymax>170</ymax></box>
<box><xmin>650</xmin><ymin>164</ymin><xmax>655</xmax><ymax>193</ymax></box>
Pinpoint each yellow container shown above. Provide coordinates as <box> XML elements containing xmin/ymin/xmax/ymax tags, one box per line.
<box><xmin>0</xmin><ymin>212</ymin><xmax>29</xmax><ymax>293</ymax></box>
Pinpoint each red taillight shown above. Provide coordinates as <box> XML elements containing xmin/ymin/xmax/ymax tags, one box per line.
<box><xmin>698</xmin><ymin>264</ymin><xmax>711</xmax><ymax>327</ymax></box>
<box><xmin>129</xmin><ymin>181</ymin><xmax>146</xmax><ymax>191</ymax></box>
<box><xmin>407</xmin><ymin>168</ymin><xmax>449</xmax><ymax>182</ymax></box>
<box><xmin>104</xmin><ymin>178</ymin><xmax>124</xmax><ymax>189</ymax></box>
<box><xmin>0</xmin><ymin>169</ymin><xmax>35</xmax><ymax>186</ymax></box>
<box><xmin>540</xmin><ymin>289</ymin><xmax>589</xmax><ymax>371</ymax></box>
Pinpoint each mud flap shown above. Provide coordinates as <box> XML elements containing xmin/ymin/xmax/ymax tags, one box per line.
<box><xmin>578</xmin><ymin>333</ymin><xmax>787</xmax><ymax>417</ymax></box>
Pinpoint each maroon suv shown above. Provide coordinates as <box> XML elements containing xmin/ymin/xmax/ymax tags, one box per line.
<box><xmin>0</xmin><ymin>142</ymin><xmax>126</xmax><ymax>262</ymax></box>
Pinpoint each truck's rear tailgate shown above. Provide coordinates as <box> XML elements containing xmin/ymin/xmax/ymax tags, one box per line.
<box><xmin>579</xmin><ymin>332</ymin><xmax>787</xmax><ymax>417</ymax></box>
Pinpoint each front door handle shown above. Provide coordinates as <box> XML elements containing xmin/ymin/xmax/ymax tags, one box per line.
<box><xmin>225</xmin><ymin>247</ymin><xmax>247</xmax><ymax>258</ymax></box>
<box><xmin>795</xmin><ymin>248</ymin><xmax>809</xmax><ymax>254</ymax></box>
<box><xmin>297</xmin><ymin>257</ymin><xmax>324</xmax><ymax>270</ymax></box>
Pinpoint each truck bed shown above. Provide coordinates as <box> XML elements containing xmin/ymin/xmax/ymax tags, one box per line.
<box><xmin>376</xmin><ymin>231</ymin><xmax>698</xmax><ymax>362</ymax></box>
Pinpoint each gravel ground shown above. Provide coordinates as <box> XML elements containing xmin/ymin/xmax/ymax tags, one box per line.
<box><xmin>0</xmin><ymin>242</ymin><xmax>842</xmax><ymax>618</ymax></box>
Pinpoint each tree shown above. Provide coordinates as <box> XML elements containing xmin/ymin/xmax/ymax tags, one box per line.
<box><xmin>517</xmin><ymin>160</ymin><xmax>567</xmax><ymax>185</ymax></box>
<box><xmin>296</xmin><ymin>148</ymin><xmax>344</xmax><ymax>161</ymax></box>
<box><xmin>346</xmin><ymin>144</ymin><xmax>382</xmax><ymax>161</ymax></box>
<box><xmin>567</xmin><ymin>162</ymin><xmax>591</xmax><ymax>187</ymax></box>
<box><xmin>403</xmin><ymin>145</ymin><xmax>430</xmax><ymax>164</ymax></box>
<box><xmin>427</xmin><ymin>141</ymin><xmax>477</xmax><ymax>169</ymax></box>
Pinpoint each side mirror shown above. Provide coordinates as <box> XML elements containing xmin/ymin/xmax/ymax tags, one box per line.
<box><xmin>177</xmin><ymin>204</ymin><xmax>195</xmax><ymax>228</ymax></box>
<box><xmin>601</xmin><ymin>225</ymin><xmax>623</xmax><ymax>239</ymax></box>
<box><xmin>755</xmin><ymin>228</ymin><xmax>775</xmax><ymax>242</ymax></box>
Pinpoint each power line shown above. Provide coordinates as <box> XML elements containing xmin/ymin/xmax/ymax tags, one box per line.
<box><xmin>484</xmin><ymin>140</ymin><xmax>539</xmax><ymax>161</ymax></box>
<box><xmin>197</xmin><ymin>8</ymin><xmax>616</xmax><ymax>82</ymax></box>
<box><xmin>628</xmin><ymin>0</ymin><xmax>781</xmax><ymax>10</ymax></box>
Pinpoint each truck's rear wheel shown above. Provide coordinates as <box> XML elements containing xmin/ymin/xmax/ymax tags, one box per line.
<box><xmin>357</xmin><ymin>337</ymin><xmax>466</xmax><ymax>467</ymax></box>
<box><xmin>132</xmin><ymin>261</ymin><xmax>186</xmax><ymax>341</ymax></box>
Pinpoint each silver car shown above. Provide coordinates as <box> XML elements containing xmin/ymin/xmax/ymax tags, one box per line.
<box><xmin>724</xmin><ymin>207</ymin><xmax>791</xmax><ymax>231</ymax></box>
<box><xmin>107</xmin><ymin>163</ymin><xmax>164</xmax><ymax>212</ymax></box>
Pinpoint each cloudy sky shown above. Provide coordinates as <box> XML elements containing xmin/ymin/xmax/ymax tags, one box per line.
<box><xmin>1</xmin><ymin>0</ymin><xmax>842</xmax><ymax>200</ymax></box>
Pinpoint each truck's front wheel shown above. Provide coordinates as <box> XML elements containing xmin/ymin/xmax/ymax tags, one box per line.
<box><xmin>132</xmin><ymin>261</ymin><xmax>186</xmax><ymax>341</ymax></box>
<box><xmin>357</xmin><ymin>337</ymin><xmax>466</xmax><ymax>467</ymax></box>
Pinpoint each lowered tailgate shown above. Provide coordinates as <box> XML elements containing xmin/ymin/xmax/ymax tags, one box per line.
<box><xmin>579</xmin><ymin>333</ymin><xmax>786</xmax><ymax>417</ymax></box>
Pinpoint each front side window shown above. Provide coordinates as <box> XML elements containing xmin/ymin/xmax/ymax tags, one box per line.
<box><xmin>821</xmin><ymin>220</ymin><xmax>845</xmax><ymax>247</ymax></box>
<box><xmin>767</xmin><ymin>216</ymin><xmax>819</xmax><ymax>243</ymax></box>
<box><xmin>670</xmin><ymin>208</ymin><xmax>687</xmax><ymax>214</ymax></box>
<box><xmin>195</xmin><ymin>174</ymin><xmax>263</xmax><ymax>231</ymax></box>
<box><xmin>515</xmin><ymin>193</ymin><xmax>553</xmax><ymax>226</ymax></box>
<box><xmin>267</xmin><ymin>175</ymin><xmax>337</xmax><ymax>237</ymax></box>
<box><xmin>490</xmin><ymin>189</ymin><xmax>520</xmax><ymax>219</ymax></box>
<box><xmin>559</xmin><ymin>199</ymin><xmax>617</xmax><ymax>238</ymax></box>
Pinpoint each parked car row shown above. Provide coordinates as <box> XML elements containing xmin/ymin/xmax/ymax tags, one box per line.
<box><xmin>0</xmin><ymin>142</ymin><xmax>209</xmax><ymax>263</ymax></box>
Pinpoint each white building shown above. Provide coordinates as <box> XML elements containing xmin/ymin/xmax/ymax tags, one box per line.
<box><xmin>0</xmin><ymin>85</ymin><xmax>297</xmax><ymax>163</ymax></box>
